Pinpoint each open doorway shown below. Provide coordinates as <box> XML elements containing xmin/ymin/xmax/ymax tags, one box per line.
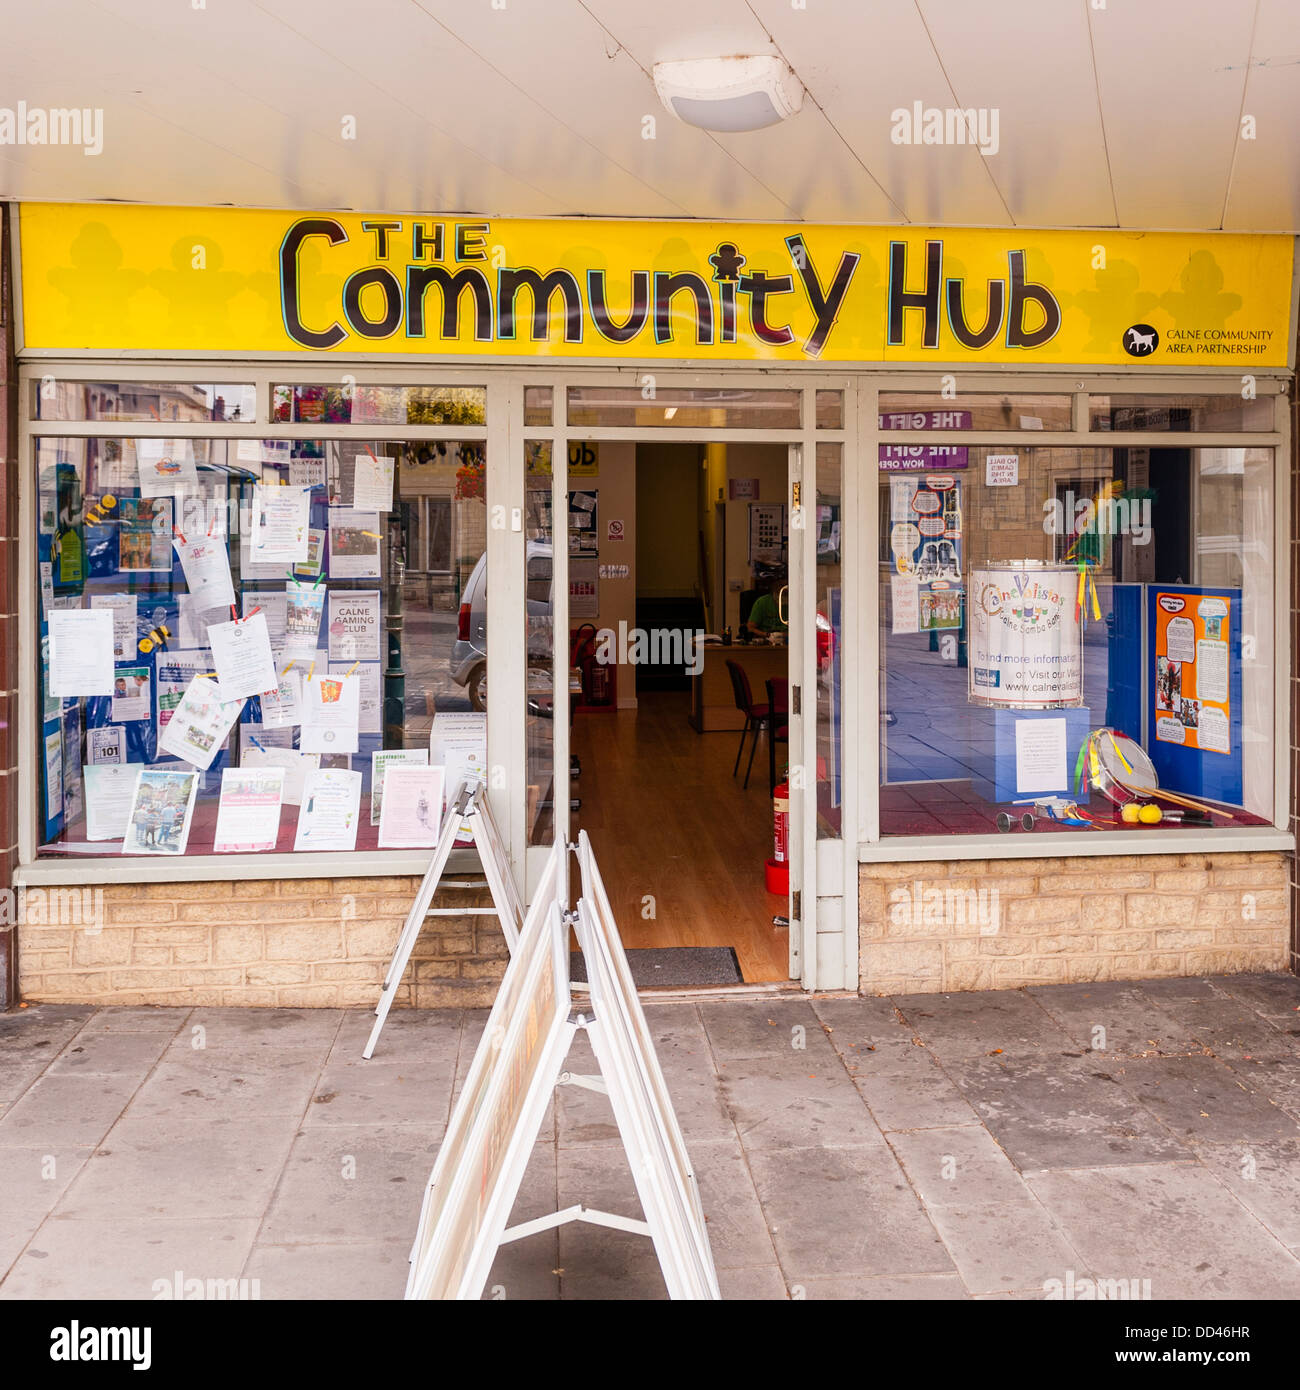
<box><xmin>569</xmin><ymin>439</ymin><xmax>792</xmax><ymax>985</ymax></box>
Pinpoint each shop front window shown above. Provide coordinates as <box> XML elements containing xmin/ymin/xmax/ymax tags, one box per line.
<box><xmin>36</xmin><ymin>433</ymin><xmax>487</xmax><ymax>856</ymax></box>
<box><xmin>879</xmin><ymin>429</ymin><xmax>1274</xmax><ymax>837</ymax></box>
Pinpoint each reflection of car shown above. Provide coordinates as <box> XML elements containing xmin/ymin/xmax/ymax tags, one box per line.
<box><xmin>450</xmin><ymin>543</ymin><xmax>553</xmax><ymax>711</ymax></box>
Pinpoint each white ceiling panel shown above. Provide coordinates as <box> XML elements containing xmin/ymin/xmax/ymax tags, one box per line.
<box><xmin>1090</xmin><ymin>0</ymin><xmax>1255</xmax><ymax>228</ymax></box>
<box><xmin>1222</xmin><ymin>3</ymin><xmax>1300</xmax><ymax>230</ymax></box>
<box><xmin>751</xmin><ymin>0</ymin><xmax>1011</xmax><ymax>227</ymax></box>
<box><xmin>0</xmin><ymin>0</ymin><xmax>1298</xmax><ymax>232</ymax></box>
<box><xmin>917</xmin><ymin>0</ymin><xmax>1115</xmax><ymax>227</ymax></box>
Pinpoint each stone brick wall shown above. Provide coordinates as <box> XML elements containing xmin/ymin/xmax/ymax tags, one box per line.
<box><xmin>17</xmin><ymin>877</ymin><xmax>509</xmax><ymax>1008</ymax></box>
<box><xmin>860</xmin><ymin>852</ymin><xmax>1290</xmax><ymax>995</ymax></box>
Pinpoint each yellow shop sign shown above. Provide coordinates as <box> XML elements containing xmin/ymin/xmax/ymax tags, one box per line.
<box><xmin>18</xmin><ymin>203</ymin><xmax>1295</xmax><ymax>367</ymax></box>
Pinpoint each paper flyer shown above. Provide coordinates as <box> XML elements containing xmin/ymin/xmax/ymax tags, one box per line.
<box><xmin>250</xmin><ymin>484</ymin><xmax>312</xmax><ymax>562</ymax></box>
<box><xmin>175</xmin><ymin>535</ymin><xmax>236</xmax><ymax>610</ymax></box>
<box><xmin>244</xmin><ymin>589</ymin><xmax>288</xmax><ymax>652</ymax></box>
<box><xmin>118</xmin><ymin>497</ymin><xmax>174</xmax><ymax>572</ymax></box>
<box><xmin>157</xmin><ymin>649</ymin><xmax>212</xmax><ymax>734</ymax></box>
<box><xmin>327</xmin><ymin>590</ymin><xmax>381</xmax><ymax>663</ymax></box>
<box><xmin>208</xmin><ymin>611</ymin><xmax>278</xmax><ymax>702</ymax></box>
<box><xmin>327</xmin><ymin>508</ymin><xmax>382</xmax><ymax>579</ymax></box>
<box><xmin>43</xmin><ymin>729</ymin><xmax>62</xmax><ymax>822</ymax></box>
<box><xmin>122</xmin><ymin>767</ymin><xmax>199</xmax><ymax>855</ymax></box>
<box><xmin>284</xmin><ymin>581</ymin><xmax>326</xmax><ymax>658</ymax></box>
<box><xmin>294</xmin><ymin>528</ymin><xmax>326</xmax><ymax>580</ymax></box>
<box><xmin>370</xmin><ymin>748</ymin><xmax>429</xmax><ymax>826</ymax></box>
<box><xmin>258</xmin><ymin>663</ymin><xmax>303</xmax><ymax>729</ymax></box>
<box><xmin>294</xmin><ymin>767</ymin><xmax>362</xmax><ymax>851</ymax></box>
<box><xmin>48</xmin><ymin>609</ymin><xmax>115</xmax><ymax>696</ymax></box>
<box><xmin>430</xmin><ymin>711</ymin><xmax>487</xmax><ymax>845</ymax></box>
<box><xmin>213</xmin><ymin>766</ymin><xmax>285</xmax><ymax>852</ymax></box>
<box><xmin>1154</xmin><ymin>592</ymin><xmax>1233</xmax><ymax>755</ymax></box>
<box><xmin>137</xmin><ymin>438</ymin><xmax>198</xmax><ymax>499</ymax></box>
<box><xmin>88</xmin><ymin>725</ymin><xmax>127</xmax><ymax>764</ymax></box>
<box><xmin>329</xmin><ymin>660</ymin><xmax>381</xmax><ymax>734</ymax></box>
<box><xmin>39</xmin><ymin>561</ymin><xmax>53</xmax><ymax>617</ymax></box>
<box><xmin>243</xmin><ymin>721</ymin><xmax>293</xmax><ymax>750</ymax></box>
<box><xmin>90</xmin><ymin>594</ymin><xmax>137</xmax><ymax>662</ymax></box>
<box><xmin>176</xmin><ymin>594</ymin><xmax>219</xmax><ymax>652</ymax></box>
<box><xmin>300</xmin><ymin>671</ymin><xmax>360</xmax><ymax>754</ymax></box>
<box><xmin>352</xmin><ymin>450</ymin><xmax>395</xmax><ymax>511</ymax></box>
<box><xmin>241</xmin><ymin>744</ymin><xmax>319</xmax><ymax>806</ymax></box>
<box><xmin>238</xmin><ymin>502</ymin><xmax>291</xmax><ymax>580</ymax></box>
<box><xmin>288</xmin><ymin>458</ymin><xmax>327</xmax><ymax>491</ymax></box>
<box><xmin>84</xmin><ymin>761</ymin><xmax>146</xmax><ymax>841</ymax></box>
<box><xmin>158</xmin><ymin>676</ymin><xmax>245</xmax><ymax>770</ymax></box>
<box><xmin>377</xmin><ymin>764</ymin><xmax>445</xmax><ymax>849</ymax></box>
<box><xmin>111</xmin><ymin>667</ymin><xmax>151</xmax><ymax>722</ymax></box>
<box><xmin>62</xmin><ymin>705</ymin><xmax>84</xmax><ymax>826</ymax></box>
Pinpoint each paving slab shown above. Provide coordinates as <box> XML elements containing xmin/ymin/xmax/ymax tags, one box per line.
<box><xmin>888</xmin><ymin>1126</ymin><xmax>1030</xmax><ymax>1206</ymax></box>
<box><xmin>699</xmin><ymin>1000</ymin><xmax>840</xmax><ymax>1065</ymax></box>
<box><xmin>173</xmin><ymin>1008</ymin><xmax>343</xmax><ymax>1054</ymax></box>
<box><xmin>812</xmin><ymin>996</ymin><xmax>935</xmax><ymax>1075</ymax></box>
<box><xmin>44</xmin><ymin>1029</ymin><xmax>174</xmax><ymax>1077</ymax></box>
<box><xmin>746</xmin><ymin>1143</ymin><xmax>953</xmax><ymax>1280</ymax></box>
<box><xmin>945</xmin><ymin>1054</ymin><xmax>1192</xmax><ymax>1170</ymax></box>
<box><xmin>1213</xmin><ymin>972</ymin><xmax>1300</xmax><ymax>1020</ymax></box>
<box><xmin>1027</xmin><ymin>981</ymin><xmax>1200</xmax><ymax>1056</ymax></box>
<box><xmin>1224</xmin><ymin>1054</ymin><xmax>1300</xmax><ymax>1121</ymax></box>
<box><xmin>259</xmin><ymin>1126</ymin><xmax>437</xmax><ymax>1246</ymax></box>
<box><xmin>1118</xmin><ymin>1054</ymin><xmax>1300</xmax><ymax>1146</ymax></box>
<box><xmin>0</xmin><ymin>1073</ymin><xmax>141</xmax><ymax>1149</ymax></box>
<box><xmin>332</xmin><ymin>1006</ymin><xmax>465</xmax><ymax>1065</ymax></box>
<box><xmin>922</xmin><ymin>1199</ymin><xmax>1084</xmax><ymax>1297</ymax></box>
<box><xmin>74</xmin><ymin>1007</ymin><xmax>189</xmax><ymax>1035</ymax></box>
<box><xmin>1193</xmin><ymin>1138</ymin><xmax>1300</xmax><ymax>1248</ymax></box>
<box><xmin>891</xmin><ymin>989</ymin><xmax>1077</xmax><ymax>1061</ymax></box>
<box><xmin>127</xmin><ymin>1054</ymin><xmax>325</xmax><ymax>1120</ymax></box>
<box><xmin>302</xmin><ymin>1056</ymin><xmax>456</xmax><ymax>1133</ymax></box>
<box><xmin>718</xmin><ymin>1060</ymin><xmax>886</xmax><ymax>1151</ymax></box>
<box><xmin>55</xmin><ymin>1113</ymin><xmax>302</xmax><ymax>1221</ymax></box>
<box><xmin>0</xmin><ymin>1005</ymin><xmax>95</xmax><ymax>1102</ymax></box>
<box><xmin>853</xmin><ymin>1063</ymin><xmax>981</xmax><ymax>1132</ymax></box>
<box><xmin>243</xmin><ymin>1240</ymin><xmax>411</xmax><ymax>1300</ymax></box>
<box><xmin>1026</xmin><ymin>1164</ymin><xmax>1300</xmax><ymax>1300</ymax></box>
<box><xmin>0</xmin><ymin>1216</ymin><xmax>263</xmax><ymax>1301</ymax></box>
<box><xmin>792</xmin><ymin>1272</ymin><xmax>968</xmax><ymax>1300</ymax></box>
<box><xmin>1179</xmin><ymin>998</ymin><xmax>1298</xmax><ymax>1060</ymax></box>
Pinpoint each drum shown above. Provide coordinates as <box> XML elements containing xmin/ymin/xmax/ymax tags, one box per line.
<box><xmin>1086</xmin><ymin>728</ymin><xmax>1160</xmax><ymax>807</ymax></box>
<box><xmin>968</xmin><ymin>561</ymin><xmax>1083</xmax><ymax>709</ymax></box>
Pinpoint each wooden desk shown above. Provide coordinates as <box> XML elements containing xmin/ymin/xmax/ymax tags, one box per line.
<box><xmin>690</xmin><ymin>642</ymin><xmax>788</xmax><ymax>732</ymax></box>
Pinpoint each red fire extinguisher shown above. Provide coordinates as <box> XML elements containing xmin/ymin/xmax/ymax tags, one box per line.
<box><xmin>773</xmin><ymin>779</ymin><xmax>789</xmax><ymax>865</ymax></box>
<box><xmin>570</xmin><ymin>625</ymin><xmax>614</xmax><ymax>707</ymax></box>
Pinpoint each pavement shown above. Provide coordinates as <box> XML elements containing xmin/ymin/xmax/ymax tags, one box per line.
<box><xmin>2</xmin><ymin>972</ymin><xmax>1300</xmax><ymax>1301</ymax></box>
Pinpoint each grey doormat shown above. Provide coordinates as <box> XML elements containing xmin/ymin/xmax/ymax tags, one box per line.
<box><xmin>570</xmin><ymin>946</ymin><xmax>743</xmax><ymax>988</ymax></box>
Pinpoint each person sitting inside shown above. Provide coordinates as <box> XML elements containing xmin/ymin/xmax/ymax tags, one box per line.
<box><xmin>746</xmin><ymin>576</ymin><xmax>788</xmax><ymax>639</ymax></box>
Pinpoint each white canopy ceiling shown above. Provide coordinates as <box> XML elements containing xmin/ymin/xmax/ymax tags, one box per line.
<box><xmin>2</xmin><ymin>0</ymin><xmax>1299</xmax><ymax>231</ymax></box>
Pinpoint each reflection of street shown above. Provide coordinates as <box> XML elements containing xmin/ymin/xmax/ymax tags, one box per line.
<box><xmin>399</xmin><ymin>593</ymin><xmax>471</xmax><ymax>743</ymax></box>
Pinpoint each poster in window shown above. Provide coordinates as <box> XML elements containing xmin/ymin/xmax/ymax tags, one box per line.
<box><xmin>1153</xmin><ymin>593</ymin><xmax>1232</xmax><ymax>754</ymax></box>
<box><xmin>119</xmin><ymin>497</ymin><xmax>174</xmax><ymax>573</ymax></box>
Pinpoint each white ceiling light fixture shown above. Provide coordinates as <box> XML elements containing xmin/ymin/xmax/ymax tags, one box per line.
<box><xmin>653</xmin><ymin>56</ymin><xmax>804</xmax><ymax>133</ymax></box>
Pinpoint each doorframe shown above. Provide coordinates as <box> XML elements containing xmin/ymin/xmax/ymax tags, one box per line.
<box><xmin>508</xmin><ymin>369</ymin><xmax>856</xmax><ymax>991</ymax></box>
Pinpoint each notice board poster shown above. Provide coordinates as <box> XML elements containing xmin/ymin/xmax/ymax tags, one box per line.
<box><xmin>1147</xmin><ymin>587</ymin><xmax>1242</xmax><ymax>806</ymax></box>
<box><xmin>889</xmin><ymin>474</ymin><xmax>963</xmax><ymax>631</ymax></box>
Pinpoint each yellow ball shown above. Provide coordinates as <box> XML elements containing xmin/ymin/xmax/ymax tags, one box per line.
<box><xmin>1138</xmin><ymin>804</ymin><xmax>1163</xmax><ymax>824</ymax></box>
<box><xmin>1120</xmin><ymin>803</ymin><xmax>1141</xmax><ymax>823</ymax></box>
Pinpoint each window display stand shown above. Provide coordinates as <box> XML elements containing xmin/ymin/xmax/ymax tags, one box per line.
<box><xmin>969</xmin><ymin>705</ymin><xmax>1092</xmax><ymax>804</ymax></box>
<box><xmin>364</xmin><ymin>782</ymin><xmax>523</xmax><ymax>1059</ymax></box>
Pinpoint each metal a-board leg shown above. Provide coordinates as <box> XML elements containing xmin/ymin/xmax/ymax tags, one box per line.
<box><xmin>364</xmin><ymin>792</ymin><xmax>474</xmax><ymax>1060</ymax></box>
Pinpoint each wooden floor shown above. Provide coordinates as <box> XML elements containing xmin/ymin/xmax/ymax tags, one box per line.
<box><xmin>572</xmin><ymin>690</ymin><xmax>791</xmax><ymax>983</ymax></box>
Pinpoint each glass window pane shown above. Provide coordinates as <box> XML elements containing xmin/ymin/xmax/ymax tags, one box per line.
<box><xmin>525</xmin><ymin>443</ymin><xmax>556</xmax><ymax>845</ymax></box>
<box><xmin>880</xmin><ymin>393</ymin><xmax>1073</xmax><ymax>430</ymax></box>
<box><xmin>816</xmin><ymin>390</ymin><xmax>843</xmax><ymax>430</ymax></box>
<box><xmin>270</xmin><ymin>384</ymin><xmax>485</xmax><ymax>426</ymax></box>
<box><xmin>816</xmin><ymin>443</ymin><xmax>843</xmax><ymax>839</ymax></box>
<box><xmin>37</xmin><ymin>435</ymin><xmax>488</xmax><ymax>857</ymax></box>
<box><xmin>35</xmin><ymin>381</ymin><xmax>255</xmax><ymax>422</ymax></box>
<box><xmin>879</xmin><ymin>443</ymin><xmax>1273</xmax><ymax>837</ymax></box>
<box><xmin>1090</xmin><ymin>394</ymin><xmax>1274</xmax><ymax>432</ymax></box>
<box><xmin>566</xmin><ymin>386</ymin><xmax>800</xmax><ymax>429</ymax></box>
<box><xmin>524</xmin><ymin>386</ymin><xmax>553</xmax><ymax>426</ymax></box>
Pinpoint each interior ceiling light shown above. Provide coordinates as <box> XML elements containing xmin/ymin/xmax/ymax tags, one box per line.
<box><xmin>652</xmin><ymin>56</ymin><xmax>804</xmax><ymax>132</ymax></box>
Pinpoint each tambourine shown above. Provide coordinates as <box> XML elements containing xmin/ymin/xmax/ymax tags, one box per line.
<box><xmin>1084</xmin><ymin>728</ymin><xmax>1159</xmax><ymax>808</ymax></box>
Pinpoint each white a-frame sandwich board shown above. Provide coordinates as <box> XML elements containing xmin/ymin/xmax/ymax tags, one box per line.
<box><xmin>364</xmin><ymin>781</ymin><xmax>524</xmax><ymax>1059</ymax></box>
<box><xmin>404</xmin><ymin>832</ymin><xmax>720</xmax><ymax>1300</ymax></box>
